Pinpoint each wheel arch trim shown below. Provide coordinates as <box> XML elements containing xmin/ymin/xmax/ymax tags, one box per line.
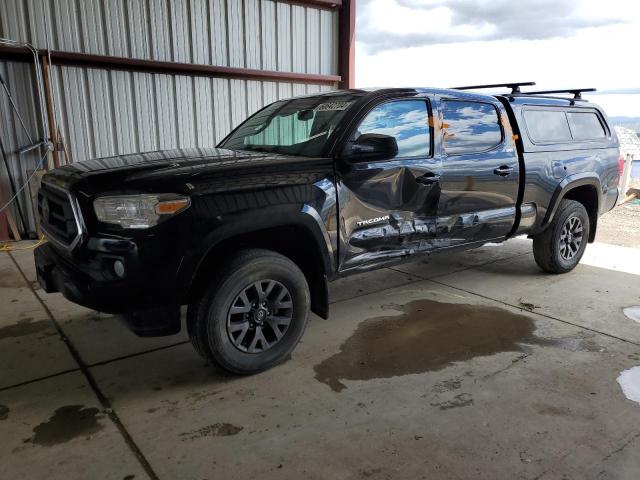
<box><xmin>541</xmin><ymin>173</ymin><xmax>602</xmax><ymax>230</ymax></box>
<box><xmin>177</xmin><ymin>204</ymin><xmax>334</xmax><ymax>315</ymax></box>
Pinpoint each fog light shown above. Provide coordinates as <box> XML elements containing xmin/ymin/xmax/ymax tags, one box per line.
<box><xmin>113</xmin><ymin>260</ymin><xmax>126</xmax><ymax>278</ymax></box>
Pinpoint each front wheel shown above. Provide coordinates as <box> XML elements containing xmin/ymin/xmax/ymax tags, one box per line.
<box><xmin>188</xmin><ymin>249</ymin><xmax>310</xmax><ymax>374</ymax></box>
<box><xmin>533</xmin><ymin>199</ymin><xmax>590</xmax><ymax>274</ymax></box>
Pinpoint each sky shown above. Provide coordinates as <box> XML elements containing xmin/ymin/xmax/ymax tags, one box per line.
<box><xmin>355</xmin><ymin>0</ymin><xmax>640</xmax><ymax>117</ymax></box>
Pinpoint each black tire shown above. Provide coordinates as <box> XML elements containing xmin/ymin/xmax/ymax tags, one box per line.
<box><xmin>188</xmin><ymin>249</ymin><xmax>310</xmax><ymax>374</ymax></box>
<box><xmin>533</xmin><ymin>199</ymin><xmax>590</xmax><ymax>274</ymax></box>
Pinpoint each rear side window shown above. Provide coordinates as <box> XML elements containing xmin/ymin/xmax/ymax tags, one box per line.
<box><xmin>567</xmin><ymin>111</ymin><xmax>606</xmax><ymax>140</ymax></box>
<box><xmin>524</xmin><ymin>110</ymin><xmax>572</xmax><ymax>143</ymax></box>
<box><xmin>442</xmin><ymin>100</ymin><xmax>502</xmax><ymax>155</ymax></box>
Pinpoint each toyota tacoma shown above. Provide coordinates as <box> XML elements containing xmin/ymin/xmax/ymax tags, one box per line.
<box><xmin>34</xmin><ymin>83</ymin><xmax>621</xmax><ymax>373</ymax></box>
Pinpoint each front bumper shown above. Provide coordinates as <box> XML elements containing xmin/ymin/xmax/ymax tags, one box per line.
<box><xmin>35</xmin><ymin>241</ymin><xmax>141</xmax><ymax>313</ymax></box>
<box><xmin>34</xmin><ymin>242</ymin><xmax>182</xmax><ymax>336</ymax></box>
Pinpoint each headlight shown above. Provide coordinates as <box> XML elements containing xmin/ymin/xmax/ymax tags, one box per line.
<box><xmin>93</xmin><ymin>194</ymin><xmax>190</xmax><ymax>229</ymax></box>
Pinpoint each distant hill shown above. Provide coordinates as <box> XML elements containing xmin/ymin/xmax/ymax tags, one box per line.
<box><xmin>610</xmin><ymin>117</ymin><xmax>640</xmax><ymax>134</ymax></box>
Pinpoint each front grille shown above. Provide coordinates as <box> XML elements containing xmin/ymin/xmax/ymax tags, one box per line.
<box><xmin>37</xmin><ymin>183</ymin><xmax>81</xmax><ymax>248</ymax></box>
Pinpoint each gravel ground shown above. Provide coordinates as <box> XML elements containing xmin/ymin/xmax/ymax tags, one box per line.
<box><xmin>596</xmin><ymin>178</ymin><xmax>640</xmax><ymax>248</ymax></box>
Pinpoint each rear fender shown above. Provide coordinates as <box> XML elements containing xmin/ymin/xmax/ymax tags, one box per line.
<box><xmin>541</xmin><ymin>173</ymin><xmax>602</xmax><ymax>240</ymax></box>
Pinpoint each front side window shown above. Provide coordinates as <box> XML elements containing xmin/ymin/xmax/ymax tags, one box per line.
<box><xmin>355</xmin><ymin>99</ymin><xmax>431</xmax><ymax>158</ymax></box>
<box><xmin>220</xmin><ymin>94</ymin><xmax>360</xmax><ymax>157</ymax></box>
<box><xmin>567</xmin><ymin>111</ymin><xmax>606</xmax><ymax>140</ymax></box>
<box><xmin>442</xmin><ymin>100</ymin><xmax>503</xmax><ymax>155</ymax></box>
<box><xmin>523</xmin><ymin>109</ymin><xmax>572</xmax><ymax>143</ymax></box>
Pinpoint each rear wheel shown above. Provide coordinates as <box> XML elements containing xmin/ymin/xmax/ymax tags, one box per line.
<box><xmin>188</xmin><ymin>249</ymin><xmax>310</xmax><ymax>374</ymax></box>
<box><xmin>533</xmin><ymin>199</ymin><xmax>590</xmax><ymax>274</ymax></box>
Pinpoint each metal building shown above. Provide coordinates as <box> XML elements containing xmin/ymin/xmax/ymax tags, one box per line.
<box><xmin>0</xmin><ymin>0</ymin><xmax>355</xmax><ymax>236</ymax></box>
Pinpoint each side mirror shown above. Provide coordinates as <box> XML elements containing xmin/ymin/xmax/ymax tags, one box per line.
<box><xmin>346</xmin><ymin>133</ymin><xmax>398</xmax><ymax>162</ymax></box>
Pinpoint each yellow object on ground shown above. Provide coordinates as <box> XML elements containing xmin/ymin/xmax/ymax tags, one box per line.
<box><xmin>0</xmin><ymin>236</ymin><xmax>45</xmax><ymax>252</ymax></box>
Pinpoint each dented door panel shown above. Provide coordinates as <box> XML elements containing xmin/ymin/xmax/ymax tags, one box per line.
<box><xmin>335</xmin><ymin>96</ymin><xmax>442</xmax><ymax>272</ymax></box>
<box><xmin>337</xmin><ymin>157</ymin><xmax>441</xmax><ymax>272</ymax></box>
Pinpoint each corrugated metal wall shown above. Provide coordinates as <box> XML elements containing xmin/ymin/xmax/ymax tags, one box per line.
<box><xmin>0</xmin><ymin>59</ymin><xmax>46</xmax><ymax>233</ymax></box>
<box><xmin>0</xmin><ymin>0</ymin><xmax>339</xmax><ymax>234</ymax></box>
<box><xmin>50</xmin><ymin>68</ymin><xmax>333</xmax><ymax>163</ymax></box>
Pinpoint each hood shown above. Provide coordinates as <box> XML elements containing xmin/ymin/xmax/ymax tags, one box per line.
<box><xmin>47</xmin><ymin>147</ymin><xmax>333</xmax><ymax>194</ymax></box>
<box><xmin>60</xmin><ymin>148</ymin><xmax>313</xmax><ymax>174</ymax></box>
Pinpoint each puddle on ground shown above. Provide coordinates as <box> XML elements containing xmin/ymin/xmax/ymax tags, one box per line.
<box><xmin>314</xmin><ymin>299</ymin><xmax>600</xmax><ymax>392</ymax></box>
<box><xmin>179</xmin><ymin>423</ymin><xmax>243</xmax><ymax>440</ymax></box>
<box><xmin>0</xmin><ymin>266</ymin><xmax>25</xmax><ymax>288</ymax></box>
<box><xmin>0</xmin><ymin>318</ymin><xmax>52</xmax><ymax>340</ymax></box>
<box><xmin>0</xmin><ymin>404</ymin><xmax>8</xmax><ymax>420</ymax></box>
<box><xmin>623</xmin><ymin>307</ymin><xmax>640</xmax><ymax>324</ymax></box>
<box><xmin>30</xmin><ymin>405</ymin><xmax>103</xmax><ymax>446</ymax></box>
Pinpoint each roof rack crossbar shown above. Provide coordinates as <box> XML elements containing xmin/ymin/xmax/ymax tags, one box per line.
<box><xmin>522</xmin><ymin>88</ymin><xmax>596</xmax><ymax>100</ymax></box>
<box><xmin>451</xmin><ymin>82</ymin><xmax>536</xmax><ymax>94</ymax></box>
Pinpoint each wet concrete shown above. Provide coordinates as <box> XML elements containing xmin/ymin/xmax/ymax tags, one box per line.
<box><xmin>315</xmin><ymin>299</ymin><xmax>549</xmax><ymax>392</ymax></box>
<box><xmin>435</xmin><ymin>251</ymin><xmax>640</xmax><ymax>344</ymax></box>
<box><xmin>30</xmin><ymin>405</ymin><xmax>103</xmax><ymax>446</ymax></box>
<box><xmin>0</xmin><ymin>372</ymin><xmax>149</xmax><ymax>479</ymax></box>
<box><xmin>313</xmin><ymin>299</ymin><xmax>606</xmax><ymax>392</ymax></box>
<box><xmin>0</xmin><ymin>289</ymin><xmax>79</xmax><ymax>388</ymax></box>
<box><xmin>4</xmin><ymin>241</ymin><xmax>640</xmax><ymax>480</ymax></box>
<box><xmin>0</xmin><ymin>404</ymin><xmax>8</xmax><ymax>420</ymax></box>
<box><xmin>34</xmin><ymin>291</ymin><xmax>190</xmax><ymax>365</ymax></box>
<box><xmin>0</xmin><ymin>318</ymin><xmax>52</xmax><ymax>340</ymax></box>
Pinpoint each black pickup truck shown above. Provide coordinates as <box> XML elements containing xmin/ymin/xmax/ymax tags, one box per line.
<box><xmin>35</xmin><ymin>83</ymin><xmax>621</xmax><ymax>373</ymax></box>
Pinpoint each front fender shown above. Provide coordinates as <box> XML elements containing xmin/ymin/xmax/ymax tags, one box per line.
<box><xmin>179</xmin><ymin>204</ymin><xmax>334</xmax><ymax>290</ymax></box>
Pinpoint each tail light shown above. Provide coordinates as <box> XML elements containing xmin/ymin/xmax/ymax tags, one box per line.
<box><xmin>618</xmin><ymin>154</ymin><xmax>625</xmax><ymax>179</ymax></box>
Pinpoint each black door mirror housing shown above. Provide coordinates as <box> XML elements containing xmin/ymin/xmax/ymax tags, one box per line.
<box><xmin>346</xmin><ymin>133</ymin><xmax>398</xmax><ymax>162</ymax></box>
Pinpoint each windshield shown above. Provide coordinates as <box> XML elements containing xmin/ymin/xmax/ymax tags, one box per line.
<box><xmin>219</xmin><ymin>94</ymin><xmax>360</xmax><ymax>157</ymax></box>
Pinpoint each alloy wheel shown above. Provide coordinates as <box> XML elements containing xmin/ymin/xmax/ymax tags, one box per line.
<box><xmin>558</xmin><ymin>215</ymin><xmax>583</xmax><ymax>261</ymax></box>
<box><xmin>226</xmin><ymin>279</ymin><xmax>293</xmax><ymax>353</ymax></box>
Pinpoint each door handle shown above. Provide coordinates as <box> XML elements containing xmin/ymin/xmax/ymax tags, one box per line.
<box><xmin>493</xmin><ymin>165</ymin><xmax>514</xmax><ymax>176</ymax></box>
<box><xmin>416</xmin><ymin>173</ymin><xmax>441</xmax><ymax>185</ymax></box>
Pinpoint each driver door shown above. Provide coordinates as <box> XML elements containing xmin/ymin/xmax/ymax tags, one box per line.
<box><xmin>336</xmin><ymin>97</ymin><xmax>442</xmax><ymax>272</ymax></box>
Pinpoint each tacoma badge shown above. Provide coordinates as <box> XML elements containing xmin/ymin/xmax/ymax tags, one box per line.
<box><xmin>356</xmin><ymin>215</ymin><xmax>390</xmax><ymax>227</ymax></box>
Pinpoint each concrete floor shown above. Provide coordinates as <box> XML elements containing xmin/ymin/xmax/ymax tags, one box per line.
<box><xmin>1</xmin><ymin>238</ymin><xmax>640</xmax><ymax>480</ymax></box>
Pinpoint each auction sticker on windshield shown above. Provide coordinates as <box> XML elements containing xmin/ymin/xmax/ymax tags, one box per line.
<box><xmin>315</xmin><ymin>101</ymin><xmax>353</xmax><ymax>112</ymax></box>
